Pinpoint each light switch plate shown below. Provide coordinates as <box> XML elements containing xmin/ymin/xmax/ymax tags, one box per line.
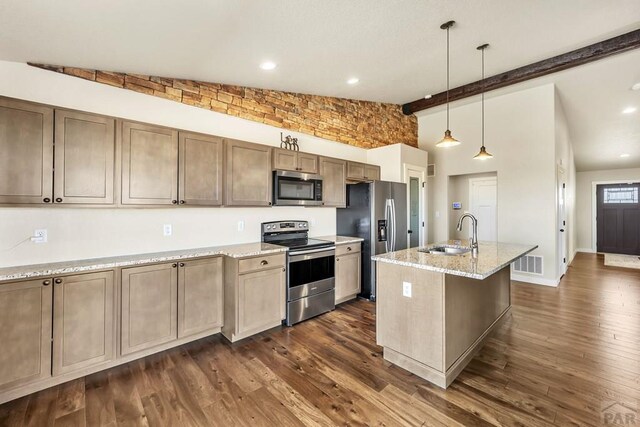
<box><xmin>33</xmin><ymin>229</ymin><xmax>47</xmax><ymax>243</ymax></box>
<box><xmin>237</xmin><ymin>220</ymin><xmax>245</xmax><ymax>232</ymax></box>
<box><xmin>163</xmin><ymin>224</ymin><xmax>172</xmax><ymax>236</ymax></box>
<box><xmin>402</xmin><ymin>281</ymin><xmax>412</xmax><ymax>298</ymax></box>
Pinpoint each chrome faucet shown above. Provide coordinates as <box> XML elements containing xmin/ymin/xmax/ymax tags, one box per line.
<box><xmin>457</xmin><ymin>213</ymin><xmax>479</xmax><ymax>256</ymax></box>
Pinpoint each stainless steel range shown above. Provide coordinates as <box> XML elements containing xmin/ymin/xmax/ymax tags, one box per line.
<box><xmin>261</xmin><ymin>221</ymin><xmax>335</xmax><ymax>326</ymax></box>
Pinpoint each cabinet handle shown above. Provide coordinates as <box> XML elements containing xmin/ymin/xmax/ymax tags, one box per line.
<box><xmin>171</xmin><ymin>200</ymin><xmax>178</xmax><ymax>205</ymax></box>
<box><xmin>172</xmin><ymin>263</ymin><xmax>177</xmax><ymax>268</ymax></box>
<box><xmin>260</xmin><ymin>260</ymin><xmax>268</xmax><ymax>266</ymax></box>
<box><xmin>179</xmin><ymin>262</ymin><xmax>185</xmax><ymax>267</ymax></box>
<box><xmin>336</xmin><ymin>258</ymin><xmax>340</xmax><ymax>261</ymax></box>
<box><xmin>54</xmin><ymin>278</ymin><xmax>63</xmax><ymax>284</ymax></box>
<box><xmin>55</xmin><ymin>197</ymin><xmax>63</xmax><ymax>203</ymax></box>
<box><xmin>282</xmin><ymin>268</ymin><xmax>286</xmax><ymax>272</ymax></box>
<box><xmin>43</xmin><ymin>198</ymin><xmax>51</xmax><ymax>203</ymax></box>
<box><xmin>347</xmin><ymin>246</ymin><xmax>352</xmax><ymax>251</ymax></box>
<box><xmin>179</xmin><ymin>200</ymin><xmax>186</xmax><ymax>205</ymax></box>
<box><xmin>42</xmin><ymin>280</ymin><xmax>51</xmax><ymax>286</ymax></box>
<box><xmin>268</xmin><ymin>202</ymin><xmax>272</xmax><ymax>206</ymax></box>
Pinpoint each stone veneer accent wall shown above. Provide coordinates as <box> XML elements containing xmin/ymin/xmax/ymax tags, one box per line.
<box><xmin>29</xmin><ymin>63</ymin><xmax>417</xmax><ymax>149</ymax></box>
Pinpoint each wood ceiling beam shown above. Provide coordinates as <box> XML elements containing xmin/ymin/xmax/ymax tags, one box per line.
<box><xmin>402</xmin><ymin>29</ymin><xmax>640</xmax><ymax>115</ymax></box>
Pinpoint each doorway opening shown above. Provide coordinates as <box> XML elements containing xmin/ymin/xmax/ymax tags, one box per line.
<box><xmin>596</xmin><ymin>182</ymin><xmax>640</xmax><ymax>255</ymax></box>
<box><xmin>557</xmin><ymin>166</ymin><xmax>568</xmax><ymax>276</ymax></box>
<box><xmin>448</xmin><ymin>172</ymin><xmax>497</xmax><ymax>241</ymax></box>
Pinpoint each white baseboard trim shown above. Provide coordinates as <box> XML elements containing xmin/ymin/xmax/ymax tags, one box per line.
<box><xmin>576</xmin><ymin>248</ymin><xmax>596</xmax><ymax>253</ymax></box>
<box><xmin>511</xmin><ymin>273</ymin><xmax>559</xmax><ymax>287</ymax></box>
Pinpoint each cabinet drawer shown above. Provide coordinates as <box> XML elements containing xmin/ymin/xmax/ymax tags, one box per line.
<box><xmin>238</xmin><ymin>254</ymin><xmax>285</xmax><ymax>274</ymax></box>
<box><xmin>336</xmin><ymin>243</ymin><xmax>361</xmax><ymax>256</ymax></box>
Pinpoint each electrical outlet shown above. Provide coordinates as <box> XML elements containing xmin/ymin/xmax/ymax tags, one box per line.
<box><xmin>33</xmin><ymin>229</ymin><xmax>47</xmax><ymax>244</ymax></box>
<box><xmin>163</xmin><ymin>224</ymin><xmax>172</xmax><ymax>237</ymax></box>
<box><xmin>237</xmin><ymin>220</ymin><xmax>245</xmax><ymax>232</ymax></box>
<box><xmin>435</xmin><ymin>211</ymin><xmax>440</xmax><ymax>218</ymax></box>
<box><xmin>402</xmin><ymin>281</ymin><xmax>412</xmax><ymax>298</ymax></box>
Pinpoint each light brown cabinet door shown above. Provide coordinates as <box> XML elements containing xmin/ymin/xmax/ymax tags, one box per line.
<box><xmin>297</xmin><ymin>153</ymin><xmax>319</xmax><ymax>174</ymax></box>
<box><xmin>364</xmin><ymin>165</ymin><xmax>380</xmax><ymax>181</ymax></box>
<box><xmin>346</xmin><ymin>161</ymin><xmax>365</xmax><ymax>180</ymax></box>
<box><xmin>0</xmin><ymin>279</ymin><xmax>52</xmax><ymax>391</ymax></box>
<box><xmin>178</xmin><ymin>132</ymin><xmax>223</xmax><ymax>206</ymax></box>
<box><xmin>54</xmin><ymin>110</ymin><xmax>115</xmax><ymax>204</ymax></box>
<box><xmin>0</xmin><ymin>98</ymin><xmax>53</xmax><ymax>204</ymax></box>
<box><xmin>225</xmin><ymin>139</ymin><xmax>272</xmax><ymax>206</ymax></box>
<box><xmin>335</xmin><ymin>252</ymin><xmax>361</xmax><ymax>302</ymax></box>
<box><xmin>237</xmin><ymin>267</ymin><xmax>285</xmax><ymax>335</ymax></box>
<box><xmin>52</xmin><ymin>271</ymin><xmax>115</xmax><ymax>376</ymax></box>
<box><xmin>272</xmin><ymin>148</ymin><xmax>297</xmax><ymax>171</ymax></box>
<box><xmin>121</xmin><ymin>121</ymin><xmax>178</xmax><ymax>205</ymax></box>
<box><xmin>319</xmin><ymin>156</ymin><xmax>346</xmax><ymax>207</ymax></box>
<box><xmin>121</xmin><ymin>263</ymin><xmax>178</xmax><ymax>355</ymax></box>
<box><xmin>178</xmin><ymin>257</ymin><xmax>223</xmax><ymax>338</ymax></box>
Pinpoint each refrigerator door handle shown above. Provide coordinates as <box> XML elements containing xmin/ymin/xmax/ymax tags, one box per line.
<box><xmin>385</xmin><ymin>199</ymin><xmax>391</xmax><ymax>253</ymax></box>
<box><xmin>390</xmin><ymin>198</ymin><xmax>397</xmax><ymax>252</ymax></box>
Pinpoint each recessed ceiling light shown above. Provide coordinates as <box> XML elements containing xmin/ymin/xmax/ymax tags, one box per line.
<box><xmin>347</xmin><ymin>77</ymin><xmax>359</xmax><ymax>85</ymax></box>
<box><xmin>620</xmin><ymin>153</ymin><xmax>630</xmax><ymax>158</ymax></box>
<box><xmin>622</xmin><ymin>106</ymin><xmax>637</xmax><ymax>114</ymax></box>
<box><xmin>632</xmin><ymin>82</ymin><xmax>640</xmax><ymax>91</ymax></box>
<box><xmin>259</xmin><ymin>61</ymin><xmax>277</xmax><ymax>71</ymax></box>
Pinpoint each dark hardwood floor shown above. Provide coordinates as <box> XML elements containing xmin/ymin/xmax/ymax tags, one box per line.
<box><xmin>1</xmin><ymin>253</ymin><xmax>638</xmax><ymax>426</ymax></box>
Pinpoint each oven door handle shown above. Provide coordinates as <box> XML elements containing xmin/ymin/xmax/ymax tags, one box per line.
<box><xmin>289</xmin><ymin>247</ymin><xmax>336</xmax><ymax>262</ymax></box>
<box><xmin>289</xmin><ymin>246</ymin><xmax>336</xmax><ymax>256</ymax></box>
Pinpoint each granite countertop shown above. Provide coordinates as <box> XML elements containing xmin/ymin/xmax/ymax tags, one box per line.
<box><xmin>0</xmin><ymin>242</ymin><xmax>287</xmax><ymax>282</ymax></box>
<box><xmin>371</xmin><ymin>240</ymin><xmax>538</xmax><ymax>280</ymax></box>
<box><xmin>315</xmin><ymin>235</ymin><xmax>364</xmax><ymax>245</ymax></box>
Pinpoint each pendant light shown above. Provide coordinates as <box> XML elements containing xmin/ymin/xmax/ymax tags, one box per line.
<box><xmin>473</xmin><ymin>43</ymin><xmax>493</xmax><ymax>160</ymax></box>
<box><xmin>436</xmin><ymin>20</ymin><xmax>461</xmax><ymax>148</ymax></box>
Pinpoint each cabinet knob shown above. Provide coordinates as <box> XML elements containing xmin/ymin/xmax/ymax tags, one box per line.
<box><xmin>268</xmin><ymin>202</ymin><xmax>272</xmax><ymax>206</ymax></box>
<box><xmin>347</xmin><ymin>246</ymin><xmax>352</xmax><ymax>251</ymax></box>
<box><xmin>171</xmin><ymin>200</ymin><xmax>178</xmax><ymax>205</ymax></box>
<box><xmin>54</xmin><ymin>278</ymin><xmax>63</xmax><ymax>284</ymax></box>
<box><xmin>43</xmin><ymin>198</ymin><xmax>51</xmax><ymax>203</ymax></box>
<box><xmin>172</xmin><ymin>263</ymin><xmax>177</xmax><ymax>268</ymax></box>
<box><xmin>282</xmin><ymin>268</ymin><xmax>286</xmax><ymax>272</ymax></box>
<box><xmin>179</xmin><ymin>262</ymin><xmax>185</xmax><ymax>267</ymax></box>
<box><xmin>179</xmin><ymin>200</ymin><xmax>186</xmax><ymax>205</ymax></box>
<box><xmin>260</xmin><ymin>260</ymin><xmax>268</xmax><ymax>266</ymax></box>
<box><xmin>55</xmin><ymin>197</ymin><xmax>63</xmax><ymax>203</ymax></box>
<box><xmin>42</xmin><ymin>280</ymin><xmax>51</xmax><ymax>286</ymax></box>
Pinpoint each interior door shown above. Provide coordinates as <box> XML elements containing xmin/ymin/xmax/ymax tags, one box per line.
<box><xmin>469</xmin><ymin>177</ymin><xmax>498</xmax><ymax>241</ymax></box>
<box><xmin>408</xmin><ymin>177</ymin><xmax>420</xmax><ymax>248</ymax></box>
<box><xmin>597</xmin><ymin>183</ymin><xmax>640</xmax><ymax>255</ymax></box>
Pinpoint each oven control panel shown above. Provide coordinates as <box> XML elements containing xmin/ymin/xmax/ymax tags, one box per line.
<box><xmin>262</xmin><ymin>220</ymin><xmax>308</xmax><ymax>233</ymax></box>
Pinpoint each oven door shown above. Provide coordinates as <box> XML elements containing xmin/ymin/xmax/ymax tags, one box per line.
<box><xmin>274</xmin><ymin>171</ymin><xmax>323</xmax><ymax>206</ymax></box>
<box><xmin>288</xmin><ymin>247</ymin><xmax>335</xmax><ymax>301</ymax></box>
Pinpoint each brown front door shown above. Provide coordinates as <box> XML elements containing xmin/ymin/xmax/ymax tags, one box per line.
<box><xmin>597</xmin><ymin>183</ymin><xmax>640</xmax><ymax>255</ymax></box>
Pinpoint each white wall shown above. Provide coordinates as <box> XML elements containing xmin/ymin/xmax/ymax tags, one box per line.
<box><xmin>0</xmin><ymin>61</ymin><xmax>370</xmax><ymax>267</ymax></box>
<box><xmin>448</xmin><ymin>172</ymin><xmax>497</xmax><ymax>240</ymax></box>
<box><xmin>366</xmin><ymin>143</ymin><xmax>428</xmax><ymax>183</ymax></box>
<box><xmin>576</xmin><ymin>168</ymin><xmax>640</xmax><ymax>251</ymax></box>
<box><xmin>419</xmin><ymin>84</ymin><xmax>563</xmax><ymax>285</ymax></box>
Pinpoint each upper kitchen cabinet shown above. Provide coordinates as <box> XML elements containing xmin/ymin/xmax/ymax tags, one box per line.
<box><xmin>319</xmin><ymin>156</ymin><xmax>346</xmax><ymax>207</ymax></box>
<box><xmin>225</xmin><ymin>139</ymin><xmax>272</xmax><ymax>206</ymax></box>
<box><xmin>272</xmin><ymin>148</ymin><xmax>319</xmax><ymax>174</ymax></box>
<box><xmin>178</xmin><ymin>132</ymin><xmax>223</xmax><ymax>206</ymax></box>
<box><xmin>54</xmin><ymin>110</ymin><xmax>115</xmax><ymax>204</ymax></box>
<box><xmin>0</xmin><ymin>97</ymin><xmax>53</xmax><ymax>204</ymax></box>
<box><xmin>346</xmin><ymin>161</ymin><xmax>380</xmax><ymax>182</ymax></box>
<box><xmin>121</xmin><ymin>121</ymin><xmax>179</xmax><ymax>205</ymax></box>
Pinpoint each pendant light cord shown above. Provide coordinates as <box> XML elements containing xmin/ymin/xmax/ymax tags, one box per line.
<box><xmin>446</xmin><ymin>26</ymin><xmax>450</xmax><ymax>130</ymax></box>
<box><xmin>481</xmin><ymin>46</ymin><xmax>484</xmax><ymax>148</ymax></box>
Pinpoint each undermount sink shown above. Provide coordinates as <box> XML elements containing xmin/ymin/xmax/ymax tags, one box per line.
<box><xmin>419</xmin><ymin>245</ymin><xmax>472</xmax><ymax>256</ymax></box>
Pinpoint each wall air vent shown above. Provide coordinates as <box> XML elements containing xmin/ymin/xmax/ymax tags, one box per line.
<box><xmin>512</xmin><ymin>255</ymin><xmax>543</xmax><ymax>275</ymax></box>
<box><xmin>427</xmin><ymin>164</ymin><xmax>436</xmax><ymax>177</ymax></box>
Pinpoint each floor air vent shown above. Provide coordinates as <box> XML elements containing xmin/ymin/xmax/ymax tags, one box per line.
<box><xmin>512</xmin><ymin>255</ymin><xmax>543</xmax><ymax>275</ymax></box>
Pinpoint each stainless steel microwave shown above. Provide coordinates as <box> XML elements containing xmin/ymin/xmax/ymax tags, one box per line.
<box><xmin>273</xmin><ymin>170</ymin><xmax>323</xmax><ymax>206</ymax></box>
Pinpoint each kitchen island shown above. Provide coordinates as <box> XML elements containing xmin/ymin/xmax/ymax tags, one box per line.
<box><xmin>372</xmin><ymin>241</ymin><xmax>537</xmax><ymax>388</ymax></box>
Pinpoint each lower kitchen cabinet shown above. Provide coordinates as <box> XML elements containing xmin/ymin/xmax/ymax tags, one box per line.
<box><xmin>335</xmin><ymin>243</ymin><xmax>362</xmax><ymax>304</ymax></box>
<box><xmin>121</xmin><ymin>263</ymin><xmax>178</xmax><ymax>355</ymax></box>
<box><xmin>223</xmin><ymin>254</ymin><xmax>286</xmax><ymax>342</ymax></box>
<box><xmin>0</xmin><ymin>279</ymin><xmax>52</xmax><ymax>392</ymax></box>
<box><xmin>178</xmin><ymin>256</ymin><xmax>224</xmax><ymax>338</ymax></box>
<box><xmin>52</xmin><ymin>271</ymin><xmax>115</xmax><ymax>375</ymax></box>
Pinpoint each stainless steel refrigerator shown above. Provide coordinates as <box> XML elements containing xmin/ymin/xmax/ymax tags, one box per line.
<box><xmin>336</xmin><ymin>181</ymin><xmax>407</xmax><ymax>301</ymax></box>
